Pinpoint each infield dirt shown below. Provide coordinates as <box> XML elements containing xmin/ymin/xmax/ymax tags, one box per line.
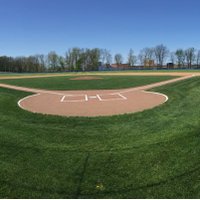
<box><xmin>0</xmin><ymin>73</ymin><xmax>196</xmax><ymax>117</ymax></box>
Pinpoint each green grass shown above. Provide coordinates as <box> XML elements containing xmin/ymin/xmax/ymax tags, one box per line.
<box><xmin>0</xmin><ymin>77</ymin><xmax>200</xmax><ymax>198</ymax></box>
<box><xmin>0</xmin><ymin>75</ymin><xmax>178</xmax><ymax>90</ymax></box>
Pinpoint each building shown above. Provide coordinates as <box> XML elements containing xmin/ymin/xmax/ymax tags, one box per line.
<box><xmin>166</xmin><ymin>63</ymin><xmax>174</xmax><ymax>68</ymax></box>
<box><xmin>144</xmin><ymin>59</ymin><xmax>155</xmax><ymax>67</ymax></box>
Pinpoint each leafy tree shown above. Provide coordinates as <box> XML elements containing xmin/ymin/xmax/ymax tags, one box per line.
<box><xmin>175</xmin><ymin>49</ymin><xmax>185</xmax><ymax>68</ymax></box>
<box><xmin>47</xmin><ymin>51</ymin><xmax>59</xmax><ymax>71</ymax></box>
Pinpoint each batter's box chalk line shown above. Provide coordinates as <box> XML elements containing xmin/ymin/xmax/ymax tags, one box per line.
<box><xmin>60</xmin><ymin>93</ymin><xmax>127</xmax><ymax>102</ymax></box>
<box><xmin>60</xmin><ymin>94</ymin><xmax>87</xmax><ymax>102</ymax></box>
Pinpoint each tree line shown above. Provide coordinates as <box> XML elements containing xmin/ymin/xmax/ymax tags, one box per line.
<box><xmin>1</xmin><ymin>45</ymin><xmax>200</xmax><ymax>73</ymax></box>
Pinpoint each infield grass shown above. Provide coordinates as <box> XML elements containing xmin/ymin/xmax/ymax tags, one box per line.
<box><xmin>0</xmin><ymin>75</ymin><xmax>178</xmax><ymax>90</ymax></box>
<box><xmin>0</xmin><ymin>77</ymin><xmax>200</xmax><ymax>198</ymax></box>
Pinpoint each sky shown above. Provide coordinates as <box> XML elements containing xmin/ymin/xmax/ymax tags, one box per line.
<box><xmin>1</xmin><ymin>0</ymin><xmax>200</xmax><ymax>60</ymax></box>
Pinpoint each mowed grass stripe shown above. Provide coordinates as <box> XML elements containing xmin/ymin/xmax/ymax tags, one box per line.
<box><xmin>0</xmin><ymin>75</ymin><xmax>178</xmax><ymax>90</ymax></box>
<box><xmin>0</xmin><ymin>77</ymin><xmax>200</xmax><ymax>198</ymax></box>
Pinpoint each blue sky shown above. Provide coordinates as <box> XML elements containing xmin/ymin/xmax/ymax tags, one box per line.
<box><xmin>0</xmin><ymin>0</ymin><xmax>200</xmax><ymax>60</ymax></box>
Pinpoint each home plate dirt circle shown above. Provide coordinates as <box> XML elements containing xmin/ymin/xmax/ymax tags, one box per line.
<box><xmin>18</xmin><ymin>90</ymin><xmax>168</xmax><ymax>117</ymax></box>
<box><xmin>0</xmin><ymin>75</ymin><xmax>195</xmax><ymax>117</ymax></box>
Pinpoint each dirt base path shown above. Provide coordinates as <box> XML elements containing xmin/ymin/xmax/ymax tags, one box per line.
<box><xmin>0</xmin><ymin>71</ymin><xmax>199</xmax><ymax>80</ymax></box>
<box><xmin>0</xmin><ymin>74</ymin><xmax>197</xmax><ymax>117</ymax></box>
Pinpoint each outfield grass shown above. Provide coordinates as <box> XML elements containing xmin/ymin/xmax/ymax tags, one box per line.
<box><xmin>0</xmin><ymin>75</ymin><xmax>178</xmax><ymax>90</ymax></box>
<box><xmin>0</xmin><ymin>77</ymin><xmax>200</xmax><ymax>198</ymax></box>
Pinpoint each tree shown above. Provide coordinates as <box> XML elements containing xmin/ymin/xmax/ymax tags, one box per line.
<box><xmin>138</xmin><ymin>47</ymin><xmax>154</xmax><ymax>66</ymax></box>
<box><xmin>170</xmin><ymin>52</ymin><xmax>176</xmax><ymax>64</ymax></box>
<box><xmin>105</xmin><ymin>52</ymin><xmax>112</xmax><ymax>66</ymax></box>
<box><xmin>175</xmin><ymin>49</ymin><xmax>185</xmax><ymax>68</ymax></box>
<box><xmin>36</xmin><ymin>54</ymin><xmax>47</xmax><ymax>72</ymax></box>
<box><xmin>127</xmin><ymin>49</ymin><xmax>137</xmax><ymax>67</ymax></box>
<box><xmin>185</xmin><ymin>48</ymin><xmax>195</xmax><ymax>68</ymax></box>
<box><xmin>100</xmin><ymin>49</ymin><xmax>107</xmax><ymax>65</ymax></box>
<box><xmin>154</xmin><ymin>44</ymin><xmax>169</xmax><ymax>66</ymax></box>
<box><xmin>196</xmin><ymin>50</ymin><xmax>200</xmax><ymax>68</ymax></box>
<box><xmin>58</xmin><ymin>56</ymin><xmax>66</xmax><ymax>71</ymax></box>
<box><xmin>47</xmin><ymin>51</ymin><xmax>59</xmax><ymax>71</ymax></box>
<box><xmin>114</xmin><ymin>54</ymin><xmax>123</xmax><ymax>66</ymax></box>
<box><xmin>100</xmin><ymin>49</ymin><xmax>112</xmax><ymax>66</ymax></box>
<box><xmin>65</xmin><ymin>48</ymin><xmax>102</xmax><ymax>71</ymax></box>
<box><xmin>0</xmin><ymin>56</ymin><xmax>12</xmax><ymax>72</ymax></box>
<box><xmin>65</xmin><ymin>48</ymin><xmax>83</xmax><ymax>71</ymax></box>
<box><xmin>89</xmin><ymin>48</ymin><xmax>101</xmax><ymax>71</ymax></box>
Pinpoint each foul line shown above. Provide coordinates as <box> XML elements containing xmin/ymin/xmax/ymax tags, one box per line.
<box><xmin>2</xmin><ymin>74</ymin><xmax>196</xmax><ymax>108</ymax></box>
<box><xmin>111</xmin><ymin>75</ymin><xmax>195</xmax><ymax>95</ymax></box>
<box><xmin>0</xmin><ymin>74</ymin><xmax>195</xmax><ymax>98</ymax></box>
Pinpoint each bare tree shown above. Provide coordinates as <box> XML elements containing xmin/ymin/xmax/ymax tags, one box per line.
<box><xmin>170</xmin><ymin>52</ymin><xmax>176</xmax><ymax>64</ymax></box>
<box><xmin>100</xmin><ymin>49</ymin><xmax>107</xmax><ymax>64</ymax></box>
<box><xmin>154</xmin><ymin>44</ymin><xmax>169</xmax><ymax>66</ymax></box>
<box><xmin>196</xmin><ymin>50</ymin><xmax>200</xmax><ymax>68</ymax></box>
<box><xmin>105</xmin><ymin>51</ymin><xmax>112</xmax><ymax>66</ymax></box>
<box><xmin>114</xmin><ymin>54</ymin><xmax>123</xmax><ymax>66</ymax></box>
<box><xmin>127</xmin><ymin>49</ymin><xmax>137</xmax><ymax>67</ymax></box>
<box><xmin>185</xmin><ymin>48</ymin><xmax>196</xmax><ymax>68</ymax></box>
<box><xmin>138</xmin><ymin>47</ymin><xmax>154</xmax><ymax>66</ymax></box>
<box><xmin>175</xmin><ymin>49</ymin><xmax>185</xmax><ymax>68</ymax></box>
<box><xmin>100</xmin><ymin>49</ymin><xmax>112</xmax><ymax>66</ymax></box>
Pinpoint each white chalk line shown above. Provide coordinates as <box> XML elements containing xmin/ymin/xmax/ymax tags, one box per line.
<box><xmin>96</xmin><ymin>93</ymin><xmax>127</xmax><ymax>101</ymax></box>
<box><xmin>5</xmin><ymin>74</ymin><xmax>195</xmax><ymax>108</ymax></box>
<box><xmin>1</xmin><ymin>74</ymin><xmax>194</xmax><ymax>98</ymax></box>
<box><xmin>118</xmin><ymin>93</ymin><xmax>127</xmax><ymax>100</ymax></box>
<box><xmin>85</xmin><ymin>95</ymin><xmax>89</xmax><ymax>101</ymax></box>
<box><xmin>141</xmin><ymin>90</ymin><xmax>169</xmax><ymax>103</ymax></box>
<box><xmin>60</xmin><ymin>93</ymin><xmax>127</xmax><ymax>102</ymax></box>
<box><xmin>18</xmin><ymin>93</ymin><xmax>41</xmax><ymax>112</ymax></box>
<box><xmin>60</xmin><ymin>95</ymin><xmax>66</xmax><ymax>102</ymax></box>
<box><xmin>58</xmin><ymin>75</ymin><xmax>193</xmax><ymax>103</ymax></box>
<box><xmin>110</xmin><ymin>75</ymin><xmax>195</xmax><ymax>95</ymax></box>
<box><xmin>96</xmin><ymin>94</ymin><xmax>102</xmax><ymax>101</ymax></box>
<box><xmin>60</xmin><ymin>94</ymin><xmax>88</xmax><ymax>102</ymax></box>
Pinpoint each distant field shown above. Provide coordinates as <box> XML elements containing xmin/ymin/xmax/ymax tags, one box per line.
<box><xmin>0</xmin><ymin>69</ymin><xmax>200</xmax><ymax>78</ymax></box>
<box><xmin>0</xmin><ymin>77</ymin><xmax>200</xmax><ymax>198</ymax></box>
<box><xmin>0</xmin><ymin>75</ymin><xmax>178</xmax><ymax>90</ymax></box>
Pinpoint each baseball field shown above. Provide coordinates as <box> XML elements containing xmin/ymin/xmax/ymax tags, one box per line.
<box><xmin>0</xmin><ymin>71</ymin><xmax>200</xmax><ymax>198</ymax></box>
